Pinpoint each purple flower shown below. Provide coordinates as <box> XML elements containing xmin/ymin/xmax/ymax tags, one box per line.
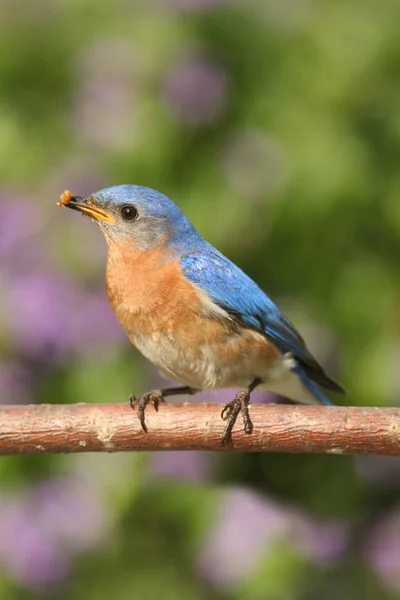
<box><xmin>74</xmin><ymin>79</ymin><xmax>135</xmax><ymax>148</ymax></box>
<box><xmin>197</xmin><ymin>488</ymin><xmax>288</xmax><ymax>590</ymax></box>
<box><xmin>0</xmin><ymin>192</ymin><xmax>47</xmax><ymax>271</ymax></box>
<box><xmin>197</xmin><ymin>487</ymin><xmax>349</xmax><ymax>592</ymax></box>
<box><xmin>162</xmin><ymin>56</ymin><xmax>228</xmax><ymax>126</ymax></box>
<box><xmin>221</xmin><ymin>130</ymin><xmax>288</xmax><ymax>199</ymax></box>
<box><xmin>2</xmin><ymin>271</ymin><xmax>125</xmax><ymax>361</ymax></box>
<box><xmin>0</xmin><ymin>496</ymin><xmax>70</xmax><ymax>590</ymax></box>
<box><xmin>0</xmin><ymin>362</ymin><xmax>34</xmax><ymax>405</ymax></box>
<box><xmin>365</xmin><ymin>512</ymin><xmax>400</xmax><ymax>590</ymax></box>
<box><xmin>73</xmin><ymin>38</ymin><xmax>142</xmax><ymax>148</ymax></box>
<box><xmin>34</xmin><ymin>476</ymin><xmax>110</xmax><ymax>552</ymax></box>
<box><xmin>0</xmin><ymin>475</ymin><xmax>111</xmax><ymax>591</ymax></box>
<box><xmin>47</xmin><ymin>156</ymin><xmax>105</xmax><ymax>200</ymax></box>
<box><xmin>150</xmin><ymin>451</ymin><xmax>212</xmax><ymax>482</ymax></box>
<box><xmin>289</xmin><ymin>512</ymin><xmax>348</xmax><ymax>564</ymax></box>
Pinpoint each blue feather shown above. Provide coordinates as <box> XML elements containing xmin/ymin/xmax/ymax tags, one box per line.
<box><xmin>181</xmin><ymin>247</ymin><xmax>344</xmax><ymax>397</ymax></box>
<box><xmin>90</xmin><ymin>185</ymin><xmax>343</xmax><ymax>400</ymax></box>
<box><xmin>292</xmin><ymin>365</ymin><xmax>333</xmax><ymax>406</ymax></box>
<box><xmin>181</xmin><ymin>247</ymin><xmax>312</xmax><ymax>359</ymax></box>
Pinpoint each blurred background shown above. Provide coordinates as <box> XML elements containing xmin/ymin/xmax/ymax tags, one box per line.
<box><xmin>0</xmin><ymin>0</ymin><xmax>400</xmax><ymax>598</ymax></box>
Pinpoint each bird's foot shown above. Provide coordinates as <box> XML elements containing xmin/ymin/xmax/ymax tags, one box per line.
<box><xmin>129</xmin><ymin>390</ymin><xmax>164</xmax><ymax>434</ymax></box>
<box><xmin>221</xmin><ymin>389</ymin><xmax>253</xmax><ymax>444</ymax></box>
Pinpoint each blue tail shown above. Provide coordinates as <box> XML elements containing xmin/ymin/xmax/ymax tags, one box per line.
<box><xmin>293</xmin><ymin>365</ymin><xmax>333</xmax><ymax>406</ymax></box>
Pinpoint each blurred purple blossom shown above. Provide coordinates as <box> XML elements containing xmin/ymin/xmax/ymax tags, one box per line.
<box><xmin>197</xmin><ymin>488</ymin><xmax>288</xmax><ymax>590</ymax></box>
<box><xmin>0</xmin><ymin>475</ymin><xmax>110</xmax><ymax>591</ymax></box>
<box><xmin>289</xmin><ymin>512</ymin><xmax>348</xmax><ymax>565</ymax></box>
<box><xmin>365</xmin><ymin>512</ymin><xmax>400</xmax><ymax>590</ymax></box>
<box><xmin>0</xmin><ymin>498</ymin><xmax>69</xmax><ymax>591</ymax></box>
<box><xmin>0</xmin><ymin>189</ymin><xmax>104</xmax><ymax>281</ymax></box>
<box><xmin>197</xmin><ymin>487</ymin><xmax>349</xmax><ymax>591</ymax></box>
<box><xmin>221</xmin><ymin>130</ymin><xmax>288</xmax><ymax>199</ymax></box>
<box><xmin>34</xmin><ymin>477</ymin><xmax>111</xmax><ymax>553</ymax></box>
<box><xmin>73</xmin><ymin>38</ymin><xmax>142</xmax><ymax>148</ymax></box>
<box><xmin>0</xmin><ymin>195</ymin><xmax>125</xmax><ymax>362</ymax></box>
<box><xmin>77</xmin><ymin>38</ymin><xmax>143</xmax><ymax>82</ymax></box>
<box><xmin>74</xmin><ymin>80</ymin><xmax>135</xmax><ymax>148</ymax></box>
<box><xmin>0</xmin><ymin>362</ymin><xmax>34</xmax><ymax>404</ymax></box>
<box><xmin>162</xmin><ymin>55</ymin><xmax>228</xmax><ymax>126</ymax></box>
<box><xmin>47</xmin><ymin>156</ymin><xmax>105</xmax><ymax>199</ymax></box>
<box><xmin>2</xmin><ymin>271</ymin><xmax>125</xmax><ymax>361</ymax></box>
<box><xmin>150</xmin><ymin>451</ymin><xmax>212</xmax><ymax>482</ymax></box>
<box><xmin>0</xmin><ymin>192</ymin><xmax>48</xmax><ymax>270</ymax></box>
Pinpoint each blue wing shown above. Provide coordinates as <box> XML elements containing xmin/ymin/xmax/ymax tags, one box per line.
<box><xmin>181</xmin><ymin>247</ymin><xmax>344</xmax><ymax>394</ymax></box>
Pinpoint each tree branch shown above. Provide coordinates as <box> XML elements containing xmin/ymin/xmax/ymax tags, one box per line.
<box><xmin>0</xmin><ymin>403</ymin><xmax>399</xmax><ymax>455</ymax></box>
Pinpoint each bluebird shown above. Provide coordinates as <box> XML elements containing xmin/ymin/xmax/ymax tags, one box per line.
<box><xmin>58</xmin><ymin>186</ymin><xmax>345</xmax><ymax>442</ymax></box>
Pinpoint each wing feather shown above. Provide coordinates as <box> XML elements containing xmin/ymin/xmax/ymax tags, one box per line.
<box><xmin>181</xmin><ymin>249</ymin><xmax>344</xmax><ymax>394</ymax></box>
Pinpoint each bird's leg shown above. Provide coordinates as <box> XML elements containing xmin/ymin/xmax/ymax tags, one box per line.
<box><xmin>129</xmin><ymin>386</ymin><xmax>197</xmax><ymax>433</ymax></box>
<box><xmin>221</xmin><ymin>378</ymin><xmax>262</xmax><ymax>444</ymax></box>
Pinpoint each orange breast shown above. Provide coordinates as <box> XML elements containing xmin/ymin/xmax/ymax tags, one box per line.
<box><xmin>104</xmin><ymin>237</ymin><xmax>283</xmax><ymax>389</ymax></box>
<box><xmin>105</xmin><ymin>238</ymin><xmax>205</xmax><ymax>341</ymax></box>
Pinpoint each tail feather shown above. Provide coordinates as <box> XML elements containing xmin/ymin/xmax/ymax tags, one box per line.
<box><xmin>300</xmin><ymin>361</ymin><xmax>346</xmax><ymax>395</ymax></box>
<box><xmin>293</xmin><ymin>364</ymin><xmax>333</xmax><ymax>406</ymax></box>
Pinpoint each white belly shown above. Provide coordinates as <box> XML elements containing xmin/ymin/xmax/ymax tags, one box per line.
<box><xmin>133</xmin><ymin>327</ymin><xmax>308</xmax><ymax>396</ymax></box>
<box><xmin>133</xmin><ymin>330</ymin><xmax>224</xmax><ymax>389</ymax></box>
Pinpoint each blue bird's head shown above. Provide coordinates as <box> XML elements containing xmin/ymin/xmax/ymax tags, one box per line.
<box><xmin>58</xmin><ymin>185</ymin><xmax>200</xmax><ymax>253</ymax></box>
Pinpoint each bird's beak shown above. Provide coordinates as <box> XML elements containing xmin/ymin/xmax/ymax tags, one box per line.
<box><xmin>57</xmin><ymin>190</ymin><xmax>114</xmax><ymax>224</ymax></box>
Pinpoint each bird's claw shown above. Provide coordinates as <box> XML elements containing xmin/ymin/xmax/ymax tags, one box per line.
<box><xmin>221</xmin><ymin>403</ymin><xmax>233</xmax><ymax>421</ymax></box>
<box><xmin>129</xmin><ymin>390</ymin><xmax>164</xmax><ymax>433</ymax></box>
<box><xmin>221</xmin><ymin>390</ymin><xmax>253</xmax><ymax>445</ymax></box>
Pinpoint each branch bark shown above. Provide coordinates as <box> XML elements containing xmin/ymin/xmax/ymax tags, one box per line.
<box><xmin>0</xmin><ymin>403</ymin><xmax>399</xmax><ymax>455</ymax></box>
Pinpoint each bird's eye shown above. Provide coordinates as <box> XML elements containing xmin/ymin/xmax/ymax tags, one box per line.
<box><xmin>120</xmin><ymin>205</ymin><xmax>138</xmax><ymax>221</ymax></box>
